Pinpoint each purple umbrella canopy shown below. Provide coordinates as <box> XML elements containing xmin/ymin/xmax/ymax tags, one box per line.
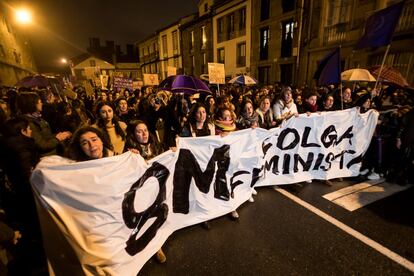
<box><xmin>16</xmin><ymin>74</ymin><xmax>51</xmax><ymax>88</ymax></box>
<box><xmin>158</xmin><ymin>75</ymin><xmax>211</xmax><ymax>94</ymax></box>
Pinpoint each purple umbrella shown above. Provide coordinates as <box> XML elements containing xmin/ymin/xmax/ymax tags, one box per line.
<box><xmin>158</xmin><ymin>75</ymin><xmax>211</xmax><ymax>94</ymax></box>
<box><xmin>16</xmin><ymin>75</ymin><xmax>50</xmax><ymax>88</ymax></box>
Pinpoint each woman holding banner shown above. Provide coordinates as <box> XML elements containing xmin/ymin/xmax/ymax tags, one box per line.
<box><xmin>255</xmin><ymin>96</ymin><xmax>276</xmax><ymax>129</ymax></box>
<box><xmin>124</xmin><ymin>120</ymin><xmax>164</xmax><ymax>160</ymax></box>
<box><xmin>68</xmin><ymin>126</ymin><xmax>114</xmax><ymax>161</ymax></box>
<box><xmin>236</xmin><ymin>99</ymin><xmax>259</xmax><ymax>130</ymax></box>
<box><xmin>179</xmin><ymin>103</ymin><xmax>215</xmax><ymax>229</ymax></box>
<box><xmin>214</xmin><ymin>107</ymin><xmax>243</xmax><ymax>219</ymax></box>
<box><xmin>123</xmin><ymin>121</ymin><xmax>168</xmax><ymax>263</ymax></box>
<box><xmin>181</xmin><ymin>103</ymin><xmax>215</xmax><ymax>137</ymax></box>
<box><xmin>69</xmin><ymin>125</ymin><xmax>167</xmax><ymax>264</ymax></box>
<box><xmin>272</xmin><ymin>86</ymin><xmax>298</xmax><ymax>125</ymax></box>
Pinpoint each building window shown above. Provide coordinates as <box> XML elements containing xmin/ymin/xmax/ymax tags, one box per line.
<box><xmin>326</xmin><ymin>0</ymin><xmax>351</xmax><ymax>26</ymax></box>
<box><xmin>190</xmin><ymin>31</ymin><xmax>195</xmax><ymax>51</ymax></box>
<box><xmin>5</xmin><ymin>19</ymin><xmax>12</xmax><ymax>33</ymax></box>
<box><xmin>174</xmin><ymin>57</ymin><xmax>179</xmax><ymax>68</ymax></box>
<box><xmin>227</xmin><ymin>13</ymin><xmax>235</xmax><ymax>38</ymax></box>
<box><xmin>217</xmin><ymin>48</ymin><xmax>225</xmax><ymax>64</ymax></box>
<box><xmin>0</xmin><ymin>44</ymin><xmax>5</xmax><ymax>57</ymax></box>
<box><xmin>162</xmin><ymin>35</ymin><xmax>168</xmax><ymax>57</ymax></box>
<box><xmin>163</xmin><ymin>60</ymin><xmax>168</xmax><ymax>77</ymax></box>
<box><xmin>201</xmin><ymin>26</ymin><xmax>207</xmax><ymax>49</ymax></box>
<box><xmin>90</xmin><ymin>59</ymin><xmax>96</xmax><ymax>67</ymax></box>
<box><xmin>258</xmin><ymin>66</ymin><xmax>270</xmax><ymax>85</ymax></box>
<box><xmin>239</xmin><ymin>8</ymin><xmax>246</xmax><ymax>31</ymax></box>
<box><xmin>172</xmin><ymin>31</ymin><xmax>178</xmax><ymax>54</ymax></box>
<box><xmin>191</xmin><ymin>55</ymin><xmax>195</xmax><ymax>74</ymax></box>
<box><xmin>282</xmin><ymin>0</ymin><xmax>295</xmax><ymax>13</ymax></box>
<box><xmin>237</xmin><ymin>42</ymin><xmax>246</xmax><ymax>67</ymax></box>
<box><xmin>260</xmin><ymin>27</ymin><xmax>269</xmax><ymax>60</ymax></box>
<box><xmin>280</xmin><ymin>64</ymin><xmax>293</xmax><ymax>85</ymax></box>
<box><xmin>217</xmin><ymin>17</ymin><xmax>224</xmax><ymax>43</ymax></box>
<box><xmin>281</xmin><ymin>20</ymin><xmax>294</xmax><ymax>57</ymax></box>
<box><xmin>204</xmin><ymin>3</ymin><xmax>208</xmax><ymax>12</ymax></box>
<box><xmin>202</xmin><ymin>52</ymin><xmax>207</xmax><ymax>73</ymax></box>
<box><xmin>153</xmin><ymin>42</ymin><xmax>157</xmax><ymax>53</ymax></box>
<box><xmin>261</xmin><ymin>0</ymin><xmax>270</xmax><ymax>21</ymax></box>
<box><xmin>13</xmin><ymin>51</ymin><xmax>21</xmax><ymax>64</ymax></box>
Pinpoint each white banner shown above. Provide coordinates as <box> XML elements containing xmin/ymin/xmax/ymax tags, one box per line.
<box><xmin>257</xmin><ymin>108</ymin><xmax>378</xmax><ymax>185</ymax></box>
<box><xmin>31</xmin><ymin>108</ymin><xmax>378</xmax><ymax>275</ymax></box>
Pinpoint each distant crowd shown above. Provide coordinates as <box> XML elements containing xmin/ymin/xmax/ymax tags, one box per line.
<box><xmin>0</xmin><ymin>82</ymin><xmax>413</xmax><ymax>274</ymax></box>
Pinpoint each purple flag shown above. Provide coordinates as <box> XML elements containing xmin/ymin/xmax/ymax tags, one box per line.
<box><xmin>313</xmin><ymin>47</ymin><xmax>341</xmax><ymax>86</ymax></box>
<box><xmin>355</xmin><ymin>2</ymin><xmax>404</xmax><ymax>49</ymax></box>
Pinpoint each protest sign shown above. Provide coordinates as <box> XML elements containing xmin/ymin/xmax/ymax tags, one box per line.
<box><xmin>143</xmin><ymin>74</ymin><xmax>159</xmax><ymax>86</ymax></box>
<box><xmin>99</xmin><ymin>75</ymin><xmax>109</xmax><ymax>89</ymax></box>
<box><xmin>113</xmin><ymin>76</ymin><xmax>133</xmax><ymax>92</ymax></box>
<box><xmin>208</xmin><ymin>63</ymin><xmax>225</xmax><ymax>84</ymax></box>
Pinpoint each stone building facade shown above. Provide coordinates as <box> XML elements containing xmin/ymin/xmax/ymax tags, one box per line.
<box><xmin>0</xmin><ymin>5</ymin><xmax>37</xmax><ymax>87</ymax></box>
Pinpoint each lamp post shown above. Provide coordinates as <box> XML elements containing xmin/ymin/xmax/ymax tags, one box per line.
<box><xmin>12</xmin><ymin>7</ymin><xmax>37</xmax><ymax>79</ymax></box>
<box><xmin>60</xmin><ymin>57</ymin><xmax>72</xmax><ymax>79</ymax></box>
<box><xmin>15</xmin><ymin>8</ymin><xmax>32</xmax><ymax>25</ymax></box>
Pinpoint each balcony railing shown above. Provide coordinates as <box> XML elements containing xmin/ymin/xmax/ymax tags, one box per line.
<box><xmin>396</xmin><ymin>0</ymin><xmax>414</xmax><ymax>32</ymax></box>
<box><xmin>217</xmin><ymin>28</ymin><xmax>246</xmax><ymax>43</ymax></box>
<box><xmin>323</xmin><ymin>22</ymin><xmax>348</xmax><ymax>45</ymax></box>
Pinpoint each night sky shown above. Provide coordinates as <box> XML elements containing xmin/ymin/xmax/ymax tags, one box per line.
<box><xmin>26</xmin><ymin>0</ymin><xmax>199</xmax><ymax>72</ymax></box>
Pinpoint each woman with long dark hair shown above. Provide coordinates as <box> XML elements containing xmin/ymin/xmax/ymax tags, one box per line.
<box><xmin>181</xmin><ymin>103</ymin><xmax>215</xmax><ymax>137</ymax></box>
<box><xmin>68</xmin><ymin>126</ymin><xmax>114</xmax><ymax>161</ymax></box>
<box><xmin>124</xmin><ymin>120</ymin><xmax>164</xmax><ymax>160</ymax></box>
<box><xmin>236</xmin><ymin>99</ymin><xmax>259</xmax><ymax>130</ymax></box>
<box><xmin>93</xmin><ymin>101</ymin><xmax>127</xmax><ymax>155</ymax></box>
<box><xmin>255</xmin><ymin>96</ymin><xmax>276</xmax><ymax>129</ymax></box>
<box><xmin>124</xmin><ymin>120</ymin><xmax>167</xmax><ymax>263</ymax></box>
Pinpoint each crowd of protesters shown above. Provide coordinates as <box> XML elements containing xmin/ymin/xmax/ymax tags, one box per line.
<box><xmin>0</xmin><ymin>80</ymin><xmax>414</xmax><ymax>274</ymax></box>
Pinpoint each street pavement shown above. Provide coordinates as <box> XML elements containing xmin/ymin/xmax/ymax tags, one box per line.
<box><xmin>139</xmin><ymin>177</ymin><xmax>414</xmax><ymax>275</ymax></box>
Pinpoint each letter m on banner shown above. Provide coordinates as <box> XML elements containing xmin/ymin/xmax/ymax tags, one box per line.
<box><xmin>173</xmin><ymin>145</ymin><xmax>231</xmax><ymax>214</ymax></box>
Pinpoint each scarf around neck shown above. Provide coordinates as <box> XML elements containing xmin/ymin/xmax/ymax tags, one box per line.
<box><xmin>215</xmin><ymin>119</ymin><xmax>236</xmax><ymax>132</ymax></box>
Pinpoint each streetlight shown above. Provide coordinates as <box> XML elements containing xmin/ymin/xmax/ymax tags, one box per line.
<box><xmin>61</xmin><ymin>58</ymin><xmax>67</xmax><ymax>64</ymax></box>
<box><xmin>15</xmin><ymin>8</ymin><xmax>32</xmax><ymax>25</ymax></box>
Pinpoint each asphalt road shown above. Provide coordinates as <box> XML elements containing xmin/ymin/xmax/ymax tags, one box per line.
<box><xmin>139</xmin><ymin>178</ymin><xmax>414</xmax><ymax>275</ymax></box>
